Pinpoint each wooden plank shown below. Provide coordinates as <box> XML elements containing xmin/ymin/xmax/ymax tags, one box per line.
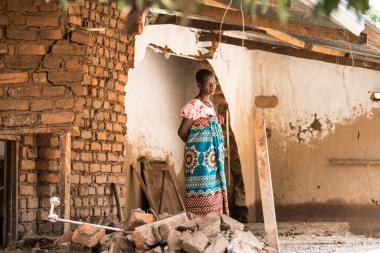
<box><xmin>0</xmin><ymin>126</ymin><xmax>71</xmax><ymax>135</ymax></box>
<box><xmin>111</xmin><ymin>183</ymin><xmax>124</xmax><ymax>222</ymax></box>
<box><xmin>199</xmin><ymin>33</ymin><xmax>380</xmax><ymax>72</ymax></box>
<box><xmin>254</xmin><ymin>119</ymin><xmax>279</xmax><ymax>251</ymax></box>
<box><xmin>167</xmin><ymin>163</ymin><xmax>186</xmax><ymax>212</ymax></box>
<box><xmin>12</xmin><ymin>141</ymin><xmax>18</xmax><ymax>242</ymax></box>
<box><xmin>364</xmin><ymin>25</ymin><xmax>380</xmax><ymax>47</ymax></box>
<box><xmin>264</xmin><ymin>28</ymin><xmax>346</xmax><ymax>57</ymax></box>
<box><xmin>0</xmin><ymin>135</ymin><xmax>21</xmax><ymax>141</ymax></box>
<box><xmin>330</xmin><ymin>159</ymin><xmax>380</xmax><ymax>166</ymax></box>
<box><xmin>131</xmin><ymin>164</ymin><xmax>159</xmax><ymax>215</ymax></box>
<box><xmin>142</xmin><ymin>159</ymin><xmax>183</xmax><ymax>214</ymax></box>
<box><xmin>60</xmin><ymin>132</ymin><xmax>71</xmax><ymax>233</ymax></box>
<box><xmin>150</xmin><ymin>4</ymin><xmax>360</xmax><ymax>43</ymax></box>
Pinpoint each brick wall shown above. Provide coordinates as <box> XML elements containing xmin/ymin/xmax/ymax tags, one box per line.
<box><xmin>0</xmin><ymin>0</ymin><xmax>131</xmax><ymax>236</ymax></box>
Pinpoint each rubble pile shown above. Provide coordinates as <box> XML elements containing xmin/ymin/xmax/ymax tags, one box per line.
<box><xmin>1</xmin><ymin>209</ymin><xmax>275</xmax><ymax>253</ymax></box>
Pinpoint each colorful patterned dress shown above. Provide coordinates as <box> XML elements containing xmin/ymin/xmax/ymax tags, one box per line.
<box><xmin>180</xmin><ymin>99</ymin><xmax>229</xmax><ymax>216</ymax></box>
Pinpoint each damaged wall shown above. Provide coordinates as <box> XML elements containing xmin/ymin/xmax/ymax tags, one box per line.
<box><xmin>125</xmin><ymin>47</ymin><xmax>199</xmax><ymax>209</ymax></box>
<box><xmin>210</xmin><ymin>44</ymin><xmax>380</xmax><ymax>221</ymax></box>
<box><xmin>138</xmin><ymin>24</ymin><xmax>380</xmax><ymax>221</ymax></box>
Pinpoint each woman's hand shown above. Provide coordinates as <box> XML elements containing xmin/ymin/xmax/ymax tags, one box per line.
<box><xmin>178</xmin><ymin>118</ymin><xmax>194</xmax><ymax>142</ymax></box>
<box><xmin>217</xmin><ymin>115</ymin><xmax>224</xmax><ymax>125</ymax></box>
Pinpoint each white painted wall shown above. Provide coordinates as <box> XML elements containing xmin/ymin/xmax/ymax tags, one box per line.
<box><xmin>125</xmin><ymin>48</ymin><xmax>199</xmax><ymax>210</ymax></box>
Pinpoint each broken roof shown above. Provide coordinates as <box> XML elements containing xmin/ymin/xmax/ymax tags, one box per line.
<box><xmin>144</xmin><ymin>0</ymin><xmax>380</xmax><ymax>71</ymax></box>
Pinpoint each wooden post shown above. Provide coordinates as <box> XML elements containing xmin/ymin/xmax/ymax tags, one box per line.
<box><xmin>60</xmin><ymin>132</ymin><xmax>71</xmax><ymax>233</ymax></box>
<box><xmin>254</xmin><ymin>119</ymin><xmax>279</xmax><ymax>251</ymax></box>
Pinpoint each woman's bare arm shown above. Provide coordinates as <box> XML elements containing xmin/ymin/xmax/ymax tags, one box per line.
<box><xmin>178</xmin><ymin>118</ymin><xmax>194</xmax><ymax>142</ymax></box>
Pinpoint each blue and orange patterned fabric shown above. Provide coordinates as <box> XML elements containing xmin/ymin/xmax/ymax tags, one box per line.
<box><xmin>184</xmin><ymin>116</ymin><xmax>229</xmax><ymax>216</ymax></box>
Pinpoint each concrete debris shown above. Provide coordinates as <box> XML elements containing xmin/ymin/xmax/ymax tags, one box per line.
<box><xmin>126</xmin><ymin>208</ymin><xmax>155</xmax><ymax>230</ymax></box>
<box><xmin>3</xmin><ymin>210</ymin><xmax>271</xmax><ymax>253</ymax></box>
<box><xmin>72</xmin><ymin>223</ymin><xmax>106</xmax><ymax>248</ymax></box>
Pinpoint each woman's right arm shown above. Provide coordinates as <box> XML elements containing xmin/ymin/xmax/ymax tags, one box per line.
<box><xmin>178</xmin><ymin>117</ymin><xmax>194</xmax><ymax>142</ymax></box>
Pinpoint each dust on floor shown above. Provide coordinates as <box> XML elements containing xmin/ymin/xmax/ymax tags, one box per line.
<box><xmin>246</xmin><ymin>222</ymin><xmax>380</xmax><ymax>253</ymax></box>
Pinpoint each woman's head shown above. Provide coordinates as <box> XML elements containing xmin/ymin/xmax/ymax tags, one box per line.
<box><xmin>196</xmin><ymin>69</ymin><xmax>216</xmax><ymax>96</ymax></box>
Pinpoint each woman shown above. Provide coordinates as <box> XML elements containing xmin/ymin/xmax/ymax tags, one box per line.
<box><xmin>178</xmin><ymin>69</ymin><xmax>229</xmax><ymax>216</ymax></box>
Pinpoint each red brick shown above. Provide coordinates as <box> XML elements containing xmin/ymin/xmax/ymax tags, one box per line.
<box><xmin>48</xmin><ymin>70</ymin><xmax>83</xmax><ymax>83</ymax></box>
<box><xmin>108</xmin><ymin>153</ymin><xmax>117</xmax><ymax>162</ymax></box>
<box><xmin>100</xmin><ymin>164</ymin><xmax>111</xmax><ymax>172</ymax></box>
<box><xmin>90</xmin><ymin>164</ymin><xmax>100</xmax><ymax>172</ymax></box>
<box><xmin>40</xmin><ymin>29</ymin><xmax>63</xmax><ymax>40</ymax></box>
<box><xmin>32</xmin><ymin>72</ymin><xmax>47</xmax><ymax>83</ymax></box>
<box><xmin>18</xmin><ymin>43</ymin><xmax>46</xmax><ymax>55</ymax></box>
<box><xmin>115</xmin><ymin>134</ymin><xmax>125</xmax><ymax>143</ymax></box>
<box><xmin>0</xmin><ymin>43</ymin><xmax>7</xmax><ymax>54</ymax></box>
<box><xmin>0</xmin><ymin>100</ymin><xmax>29</xmax><ymax>111</ymax></box>
<box><xmin>127</xmin><ymin>210</ymin><xmax>154</xmax><ymax>230</ymax></box>
<box><xmin>6</xmin><ymin>28</ymin><xmax>38</xmax><ymax>40</ymax></box>
<box><xmin>81</xmin><ymin>153</ymin><xmax>92</xmax><ymax>161</ymax></box>
<box><xmin>56</xmin><ymin>98</ymin><xmax>74</xmax><ymax>109</ymax></box>
<box><xmin>97</xmin><ymin>132</ymin><xmax>107</xmax><ymax>140</ymax></box>
<box><xmin>37</xmin><ymin>185</ymin><xmax>56</xmax><ymax>196</ymax></box>
<box><xmin>66</xmin><ymin>59</ymin><xmax>82</xmax><ymax>70</ymax></box>
<box><xmin>3</xmin><ymin>114</ymin><xmax>37</xmax><ymax>127</ymax></box>
<box><xmin>24</xmin><ymin>136</ymin><xmax>34</xmax><ymax>145</ymax></box>
<box><xmin>113</xmin><ymin>123</ymin><xmax>123</xmax><ymax>133</ymax></box>
<box><xmin>19</xmin><ymin>185</ymin><xmax>35</xmax><ymax>196</ymax></box>
<box><xmin>0</xmin><ymin>72</ymin><xmax>28</xmax><ymax>84</ymax></box>
<box><xmin>36</xmin><ymin>161</ymin><xmax>57</xmax><ymax>171</ymax></box>
<box><xmin>39</xmin><ymin>148</ymin><xmax>60</xmax><ymax>159</ymax></box>
<box><xmin>80</xmin><ymin>175</ymin><xmax>91</xmax><ymax>184</ymax></box>
<box><xmin>26</xmin><ymin>173</ymin><xmax>37</xmax><ymax>183</ymax></box>
<box><xmin>73</xmin><ymin>163</ymin><xmax>85</xmax><ymax>171</ymax></box>
<box><xmin>30</xmin><ymin>99</ymin><xmax>52</xmax><ymax>111</ymax></box>
<box><xmin>97</xmin><ymin>153</ymin><xmax>106</xmax><ymax>162</ymax></box>
<box><xmin>12</xmin><ymin>86</ymin><xmax>41</xmax><ymax>97</ymax></box>
<box><xmin>42</xmin><ymin>173</ymin><xmax>59</xmax><ymax>183</ymax></box>
<box><xmin>21</xmin><ymin>160</ymin><xmax>35</xmax><ymax>170</ymax></box>
<box><xmin>68</xmin><ymin>16</ymin><xmax>82</xmax><ymax>26</ymax></box>
<box><xmin>27</xmin><ymin>198</ymin><xmax>38</xmax><ymax>209</ymax></box>
<box><xmin>101</xmin><ymin>143</ymin><xmax>111</xmax><ymax>151</ymax></box>
<box><xmin>41</xmin><ymin>112</ymin><xmax>75</xmax><ymax>125</ymax></box>
<box><xmin>112</xmin><ymin>144</ymin><xmax>123</xmax><ymax>152</ymax></box>
<box><xmin>112</xmin><ymin>165</ymin><xmax>122</xmax><ymax>173</ymax></box>
<box><xmin>26</xmin><ymin>16</ymin><xmax>59</xmax><ymax>26</ymax></box>
<box><xmin>72</xmin><ymin>140</ymin><xmax>84</xmax><ymax>150</ymax></box>
<box><xmin>20</xmin><ymin>211</ymin><xmax>36</xmax><ymax>222</ymax></box>
<box><xmin>42</xmin><ymin>55</ymin><xmax>62</xmax><ymax>68</ymax></box>
<box><xmin>90</xmin><ymin>142</ymin><xmax>101</xmax><ymax>151</ymax></box>
<box><xmin>52</xmin><ymin>43</ymin><xmax>86</xmax><ymax>55</ymax></box>
<box><xmin>95</xmin><ymin>175</ymin><xmax>107</xmax><ymax>184</ymax></box>
<box><xmin>81</xmin><ymin>130</ymin><xmax>92</xmax><ymax>139</ymax></box>
<box><xmin>71</xmin><ymin>31</ymin><xmax>93</xmax><ymax>45</ymax></box>
<box><xmin>42</xmin><ymin>86</ymin><xmax>65</xmax><ymax>96</ymax></box>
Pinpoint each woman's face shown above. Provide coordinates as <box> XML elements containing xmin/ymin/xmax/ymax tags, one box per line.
<box><xmin>198</xmin><ymin>75</ymin><xmax>216</xmax><ymax>96</ymax></box>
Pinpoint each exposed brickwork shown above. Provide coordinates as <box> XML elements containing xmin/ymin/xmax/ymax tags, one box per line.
<box><xmin>0</xmin><ymin>0</ymin><xmax>131</xmax><ymax>236</ymax></box>
<box><xmin>68</xmin><ymin>0</ymin><xmax>130</xmax><ymax>222</ymax></box>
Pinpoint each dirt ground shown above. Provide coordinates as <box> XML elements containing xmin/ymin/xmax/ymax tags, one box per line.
<box><xmin>247</xmin><ymin>222</ymin><xmax>380</xmax><ymax>253</ymax></box>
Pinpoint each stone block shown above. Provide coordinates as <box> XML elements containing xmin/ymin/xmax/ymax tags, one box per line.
<box><xmin>182</xmin><ymin>231</ymin><xmax>208</xmax><ymax>253</ymax></box>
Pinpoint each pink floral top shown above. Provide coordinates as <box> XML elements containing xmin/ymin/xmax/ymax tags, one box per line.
<box><xmin>180</xmin><ymin>99</ymin><xmax>216</xmax><ymax>121</ymax></box>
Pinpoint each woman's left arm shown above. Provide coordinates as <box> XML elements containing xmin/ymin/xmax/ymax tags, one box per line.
<box><xmin>178</xmin><ymin>118</ymin><xmax>194</xmax><ymax>142</ymax></box>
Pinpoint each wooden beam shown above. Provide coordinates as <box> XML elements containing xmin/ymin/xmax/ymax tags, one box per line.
<box><xmin>0</xmin><ymin>126</ymin><xmax>72</xmax><ymax>136</ymax></box>
<box><xmin>264</xmin><ymin>28</ymin><xmax>345</xmax><ymax>57</ymax></box>
<box><xmin>364</xmin><ymin>25</ymin><xmax>380</xmax><ymax>47</ymax></box>
<box><xmin>111</xmin><ymin>183</ymin><xmax>124</xmax><ymax>222</ymax></box>
<box><xmin>254</xmin><ymin>119</ymin><xmax>279</xmax><ymax>251</ymax></box>
<box><xmin>199</xmin><ymin>33</ymin><xmax>380</xmax><ymax>72</ymax></box>
<box><xmin>154</xmin><ymin>4</ymin><xmax>361</xmax><ymax>43</ymax></box>
<box><xmin>60</xmin><ymin>132</ymin><xmax>71</xmax><ymax>233</ymax></box>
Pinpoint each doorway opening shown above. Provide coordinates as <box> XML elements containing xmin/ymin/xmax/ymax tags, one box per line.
<box><xmin>0</xmin><ymin>140</ymin><xmax>18</xmax><ymax>247</ymax></box>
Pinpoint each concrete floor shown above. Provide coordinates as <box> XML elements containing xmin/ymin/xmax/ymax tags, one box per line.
<box><xmin>246</xmin><ymin>222</ymin><xmax>380</xmax><ymax>253</ymax></box>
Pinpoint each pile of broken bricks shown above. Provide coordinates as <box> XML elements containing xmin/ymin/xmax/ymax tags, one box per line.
<box><xmin>65</xmin><ymin>209</ymin><xmax>276</xmax><ymax>253</ymax></box>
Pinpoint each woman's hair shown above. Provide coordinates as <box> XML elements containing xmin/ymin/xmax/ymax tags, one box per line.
<box><xmin>196</xmin><ymin>69</ymin><xmax>214</xmax><ymax>85</ymax></box>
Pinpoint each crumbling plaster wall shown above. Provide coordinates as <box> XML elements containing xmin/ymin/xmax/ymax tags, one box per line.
<box><xmin>125</xmin><ymin>47</ymin><xmax>199</xmax><ymax>209</ymax></box>
<box><xmin>137</xmin><ymin>24</ymin><xmax>380</xmax><ymax>221</ymax></box>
